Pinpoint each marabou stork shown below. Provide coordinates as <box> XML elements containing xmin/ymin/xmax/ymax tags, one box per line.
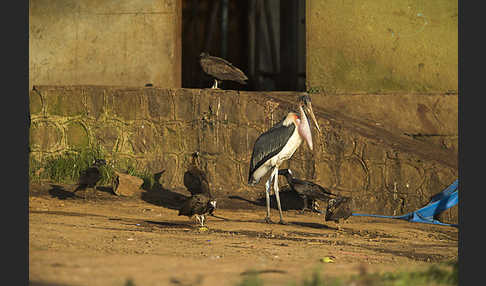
<box><xmin>199</xmin><ymin>52</ymin><xmax>248</xmax><ymax>89</ymax></box>
<box><xmin>248</xmin><ymin>95</ymin><xmax>321</xmax><ymax>224</ymax></box>
<box><xmin>278</xmin><ymin>168</ymin><xmax>337</xmax><ymax>213</ymax></box>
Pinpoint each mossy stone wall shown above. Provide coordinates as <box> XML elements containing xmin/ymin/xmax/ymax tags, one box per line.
<box><xmin>29</xmin><ymin>86</ymin><xmax>458</xmax><ymax>222</ymax></box>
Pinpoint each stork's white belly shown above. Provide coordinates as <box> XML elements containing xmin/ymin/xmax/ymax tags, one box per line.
<box><xmin>270</xmin><ymin>130</ymin><xmax>303</xmax><ymax>166</ymax></box>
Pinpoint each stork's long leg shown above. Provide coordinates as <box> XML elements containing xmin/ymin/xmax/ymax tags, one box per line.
<box><xmin>264</xmin><ymin>174</ymin><xmax>274</xmax><ymax>223</ymax></box>
<box><xmin>302</xmin><ymin>195</ymin><xmax>309</xmax><ymax>211</ymax></box>
<box><xmin>312</xmin><ymin>200</ymin><xmax>323</xmax><ymax>214</ymax></box>
<box><xmin>272</xmin><ymin>167</ymin><xmax>287</xmax><ymax>225</ymax></box>
<box><xmin>211</xmin><ymin>79</ymin><xmax>221</xmax><ymax>89</ymax></box>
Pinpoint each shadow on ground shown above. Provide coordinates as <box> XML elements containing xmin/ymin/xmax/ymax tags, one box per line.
<box><xmin>290</xmin><ymin>221</ymin><xmax>336</xmax><ymax>230</ymax></box>
<box><xmin>48</xmin><ymin>185</ymin><xmax>77</xmax><ymax>200</ymax></box>
<box><xmin>228</xmin><ymin>186</ymin><xmax>305</xmax><ymax>211</ymax></box>
<box><xmin>47</xmin><ymin>184</ymin><xmax>116</xmax><ymax>200</ymax></box>
<box><xmin>140</xmin><ymin>180</ymin><xmax>189</xmax><ymax>211</ymax></box>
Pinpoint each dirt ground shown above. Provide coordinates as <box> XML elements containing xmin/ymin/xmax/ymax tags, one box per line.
<box><xmin>29</xmin><ymin>183</ymin><xmax>458</xmax><ymax>286</ymax></box>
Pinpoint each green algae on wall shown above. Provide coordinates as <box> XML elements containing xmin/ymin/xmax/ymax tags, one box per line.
<box><xmin>65</xmin><ymin>121</ymin><xmax>90</xmax><ymax>150</ymax></box>
<box><xmin>28</xmin><ymin>86</ymin><xmax>458</xmax><ymax>221</ymax></box>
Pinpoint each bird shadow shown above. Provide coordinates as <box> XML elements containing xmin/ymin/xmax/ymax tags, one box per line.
<box><xmin>228</xmin><ymin>187</ymin><xmax>305</xmax><ymax>211</ymax></box>
<box><xmin>143</xmin><ymin>220</ymin><xmax>193</xmax><ymax>229</ymax></box>
<box><xmin>48</xmin><ymin>184</ymin><xmax>77</xmax><ymax>200</ymax></box>
<box><xmin>48</xmin><ymin>184</ymin><xmax>117</xmax><ymax>200</ymax></box>
<box><xmin>289</xmin><ymin>221</ymin><xmax>338</xmax><ymax>230</ymax></box>
<box><xmin>140</xmin><ymin>182</ymin><xmax>189</xmax><ymax>211</ymax></box>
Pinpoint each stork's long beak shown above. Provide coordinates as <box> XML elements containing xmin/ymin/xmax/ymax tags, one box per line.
<box><xmin>305</xmin><ymin>102</ymin><xmax>321</xmax><ymax>133</ymax></box>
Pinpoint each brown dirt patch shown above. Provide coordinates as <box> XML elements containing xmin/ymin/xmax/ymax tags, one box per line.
<box><xmin>29</xmin><ymin>183</ymin><xmax>458</xmax><ymax>286</ymax></box>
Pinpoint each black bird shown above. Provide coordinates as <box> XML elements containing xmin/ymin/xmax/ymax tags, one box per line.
<box><xmin>248</xmin><ymin>95</ymin><xmax>321</xmax><ymax>224</ymax></box>
<box><xmin>180</xmin><ymin>152</ymin><xmax>217</xmax><ymax>226</ymax></box>
<box><xmin>183</xmin><ymin>152</ymin><xmax>210</xmax><ymax>195</ymax></box>
<box><xmin>73</xmin><ymin>159</ymin><xmax>106</xmax><ymax>195</ymax></box>
<box><xmin>199</xmin><ymin>52</ymin><xmax>248</xmax><ymax>89</ymax></box>
<box><xmin>178</xmin><ymin>193</ymin><xmax>217</xmax><ymax>227</ymax></box>
<box><xmin>325</xmin><ymin>196</ymin><xmax>353</xmax><ymax>223</ymax></box>
<box><xmin>278</xmin><ymin>168</ymin><xmax>337</xmax><ymax>213</ymax></box>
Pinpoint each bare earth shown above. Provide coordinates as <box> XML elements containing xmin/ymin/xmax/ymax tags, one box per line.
<box><xmin>29</xmin><ymin>183</ymin><xmax>458</xmax><ymax>286</ymax></box>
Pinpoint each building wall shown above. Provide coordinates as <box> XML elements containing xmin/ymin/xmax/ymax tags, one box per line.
<box><xmin>29</xmin><ymin>86</ymin><xmax>458</xmax><ymax>223</ymax></box>
<box><xmin>306</xmin><ymin>0</ymin><xmax>458</xmax><ymax>94</ymax></box>
<box><xmin>29</xmin><ymin>0</ymin><xmax>181</xmax><ymax>89</ymax></box>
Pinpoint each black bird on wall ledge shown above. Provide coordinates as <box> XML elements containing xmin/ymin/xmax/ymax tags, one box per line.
<box><xmin>199</xmin><ymin>52</ymin><xmax>248</xmax><ymax>89</ymax></box>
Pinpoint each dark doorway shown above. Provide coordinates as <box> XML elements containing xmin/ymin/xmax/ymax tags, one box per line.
<box><xmin>182</xmin><ymin>0</ymin><xmax>306</xmax><ymax>91</ymax></box>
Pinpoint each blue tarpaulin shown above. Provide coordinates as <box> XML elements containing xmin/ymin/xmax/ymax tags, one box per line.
<box><xmin>352</xmin><ymin>179</ymin><xmax>458</xmax><ymax>227</ymax></box>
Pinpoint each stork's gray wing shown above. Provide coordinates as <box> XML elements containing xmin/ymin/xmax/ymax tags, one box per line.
<box><xmin>248</xmin><ymin>120</ymin><xmax>295</xmax><ymax>183</ymax></box>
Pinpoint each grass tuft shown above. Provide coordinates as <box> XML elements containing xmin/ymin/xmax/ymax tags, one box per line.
<box><xmin>30</xmin><ymin>146</ymin><xmax>116</xmax><ymax>185</ymax></box>
<box><xmin>236</xmin><ymin>261</ymin><xmax>458</xmax><ymax>286</ymax></box>
<box><xmin>237</xmin><ymin>272</ymin><xmax>264</xmax><ymax>286</ymax></box>
<box><xmin>125</xmin><ymin>164</ymin><xmax>155</xmax><ymax>191</ymax></box>
<box><xmin>378</xmin><ymin>261</ymin><xmax>458</xmax><ymax>286</ymax></box>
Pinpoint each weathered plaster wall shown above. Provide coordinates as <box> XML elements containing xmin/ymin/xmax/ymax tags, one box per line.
<box><xmin>306</xmin><ymin>0</ymin><xmax>458</xmax><ymax>94</ymax></box>
<box><xmin>29</xmin><ymin>86</ymin><xmax>458</xmax><ymax>222</ymax></box>
<box><xmin>29</xmin><ymin>0</ymin><xmax>181</xmax><ymax>89</ymax></box>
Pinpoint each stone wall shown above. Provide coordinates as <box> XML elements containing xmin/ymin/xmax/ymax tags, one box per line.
<box><xmin>29</xmin><ymin>86</ymin><xmax>458</xmax><ymax>222</ymax></box>
<box><xmin>29</xmin><ymin>0</ymin><xmax>181</xmax><ymax>89</ymax></box>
